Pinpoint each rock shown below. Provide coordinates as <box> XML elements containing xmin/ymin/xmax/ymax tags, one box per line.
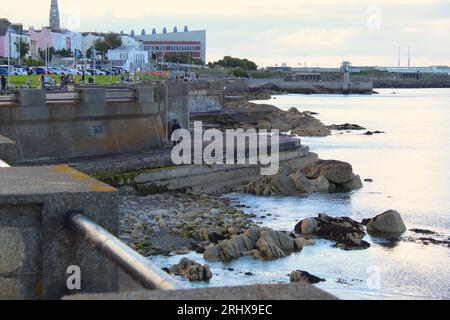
<box><xmin>410</xmin><ymin>228</ymin><xmax>436</xmax><ymax>235</ymax></box>
<box><xmin>203</xmin><ymin>244</ymin><xmax>221</xmax><ymax>261</ymax></box>
<box><xmin>295</xmin><ymin>217</ymin><xmax>318</xmax><ymax>234</ymax></box>
<box><xmin>286</xmin><ymin>107</ymin><xmax>301</xmax><ymax>115</ymax></box>
<box><xmin>290</xmin><ymin>271</ymin><xmax>325</xmax><ymax>284</ymax></box>
<box><xmin>203</xmin><ymin>227</ymin><xmax>299</xmax><ymax>262</ymax></box>
<box><xmin>256</xmin><ymin>120</ymin><xmax>272</xmax><ymax>130</ymax></box>
<box><xmin>328</xmin><ymin>123</ymin><xmax>366</xmax><ymax>131</ymax></box>
<box><xmin>293</xmin><ymin>237</ymin><xmax>305</xmax><ymax>251</ymax></box>
<box><xmin>301</xmin><ymin>160</ymin><xmax>355</xmax><ymax>184</ymax></box>
<box><xmin>295</xmin><ymin>214</ymin><xmax>370</xmax><ymax>250</ymax></box>
<box><xmin>290</xmin><ymin>171</ymin><xmax>330</xmax><ymax>193</ymax></box>
<box><xmin>255</xmin><ymin>231</ymin><xmax>286</xmax><ymax>260</ymax></box>
<box><xmin>271</xmin><ymin>121</ymin><xmax>292</xmax><ymax>132</ymax></box>
<box><xmin>364</xmin><ymin>131</ymin><xmax>374</xmax><ymax>135</ymax></box>
<box><xmin>199</xmin><ymin>227</ymin><xmax>225</xmax><ymax>243</ymax></box>
<box><xmin>366</xmin><ymin>210</ymin><xmax>407</xmax><ymax>234</ymax></box>
<box><xmin>364</xmin><ymin>179</ymin><xmax>373</xmax><ymax>182</ymax></box>
<box><xmin>242</xmin><ymin>174</ymin><xmax>299</xmax><ymax>196</ymax></box>
<box><xmin>168</xmin><ymin>258</ymin><xmax>212</xmax><ymax>282</ymax></box>
<box><xmin>342</xmin><ymin>175</ymin><xmax>363</xmax><ymax>190</ymax></box>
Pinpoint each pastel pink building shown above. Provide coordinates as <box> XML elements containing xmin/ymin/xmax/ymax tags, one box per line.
<box><xmin>27</xmin><ymin>27</ymin><xmax>53</xmax><ymax>51</ymax></box>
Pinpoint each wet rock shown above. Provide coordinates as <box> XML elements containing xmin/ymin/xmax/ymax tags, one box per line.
<box><xmin>168</xmin><ymin>258</ymin><xmax>212</xmax><ymax>282</ymax></box>
<box><xmin>295</xmin><ymin>217</ymin><xmax>318</xmax><ymax>234</ymax></box>
<box><xmin>410</xmin><ymin>228</ymin><xmax>436</xmax><ymax>235</ymax></box>
<box><xmin>295</xmin><ymin>214</ymin><xmax>369</xmax><ymax>250</ymax></box>
<box><xmin>290</xmin><ymin>271</ymin><xmax>325</xmax><ymax>284</ymax></box>
<box><xmin>203</xmin><ymin>227</ymin><xmax>303</xmax><ymax>262</ymax></box>
<box><xmin>366</xmin><ymin>210</ymin><xmax>407</xmax><ymax>234</ymax></box>
<box><xmin>240</xmin><ymin>159</ymin><xmax>362</xmax><ymax>196</ymax></box>
<box><xmin>328</xmin><ymin>123</ymin><xmax>366</xmax><ymax>131</ymax></box>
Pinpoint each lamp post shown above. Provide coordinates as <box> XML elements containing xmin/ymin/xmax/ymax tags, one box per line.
<box><xmin>7</xmin><ymin>26</ymin><xmax>11</xmax><ymax>85</ymax></box>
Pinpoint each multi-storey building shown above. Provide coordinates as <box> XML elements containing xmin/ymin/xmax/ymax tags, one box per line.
<box><xmin>137</xmin><ymin>27</ymin><xmax>206</xmax><ymax>64</ymax></box>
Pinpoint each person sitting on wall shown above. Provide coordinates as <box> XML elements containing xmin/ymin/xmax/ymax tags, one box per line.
<box><xmin>171</xmin><ymin>119</ymin><xmax>182</xmax><ymax>146</ymax></box>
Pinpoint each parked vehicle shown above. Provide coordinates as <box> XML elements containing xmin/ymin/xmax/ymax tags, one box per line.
<box><xmin>0</xmin><ymin>68</ymin><xmax>8</xmax><ymax>75</ymax></box>
<box><xmin>32</xmin><ymin>67</ymin><xmax>48</xmax><ymax>75</ymax></box>
<box><xmin>13</xmin><ymin>67</ymin><xmax>28</xmax><ymax>75</ymax></box>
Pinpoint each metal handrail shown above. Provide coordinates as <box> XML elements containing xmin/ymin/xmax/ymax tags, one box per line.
<box><xmin>68</xmin><ymin>213</ymin><xmax>185</xmax><ymax>291</ymax></box>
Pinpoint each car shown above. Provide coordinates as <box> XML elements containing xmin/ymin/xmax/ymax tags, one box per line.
<box><xmin>0</xmin><ymin>68</ymin><xmax>8</xmax><ymax>75</ymax></box>
<box><xmin>32</xmin><ymin>67</ymin><xmax>48</xmax><ymax>75</ymax></box>
<box><xmin>86</xmin><ymin>69</ymin><xmax>106</xmax><ymax>75</ymax></box>
<box><xmin>13</xmin><ymin>67</ymin><xmax>28</xmax><ymax>75</ymax></box>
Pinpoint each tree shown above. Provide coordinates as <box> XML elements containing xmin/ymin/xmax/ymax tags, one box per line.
<box><xmin>93</xmin><ymin>32</ymin><xmax>123</xmax><ymax>59</ymax></box>
<box><xmin>212</xmin><ymin>56</ymin><xmax>258</xmax><ymax>70</ymax></box>
<box><xmin>15</xmin><ymin>38</ymin><xmax>30</xmax><ymax>60</ymax></box>
<box><xmin>55</xmin><ymin>48</ymin><xmax>73</xmax><ymax>58</ymax></box>
<box><xmin>38</xmin><ymin>47</ymin><xmax>56</xmax><ymax>62</ymax></box>
<box><xmin>86</xmin><ymin>47</ymin><xmax>93</xmax><ymax>59</ymax></box>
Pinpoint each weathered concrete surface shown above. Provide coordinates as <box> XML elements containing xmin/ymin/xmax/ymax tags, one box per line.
<box><xmin>189</xmin><ymin>81</ymin><xmax>224</xmax><ymax>113</ymax></box>
<box><xmin>0</xmin><ymin>166</ymin><xmax>119</xmax><ymax>300</ymax></box>
<box><xmin>0</xmin><ymin>134</ymin><xmax>18</xmax><ymax>165</ymax></box>
<box><xmin>64</xmin><ymin>283</ymin><xmax>337</xmax><ymax>300</ymax></box>
<box><xmin>17</xmin><ymin>89</ymin><xmax>46</xmax><ymax>107</ymax></box>
<box><xmin>0</xmin><ymin>86</ymin><xmax>166</xmax><ymax>162</ymax></box>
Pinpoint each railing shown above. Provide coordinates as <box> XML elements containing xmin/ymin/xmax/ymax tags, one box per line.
<box><xmin>68</xmin><ymin>213</ymin><xmax>186</xmax><ymax>291</ymax></box>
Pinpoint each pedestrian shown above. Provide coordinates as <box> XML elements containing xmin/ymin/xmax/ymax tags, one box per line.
<box><xmin>60</xmin><ymin>75</ymin><xmax>65</xmax><ymax>90</ymax></box>
<box><xmin>171</xmin><ymin>119</ymin><xmax>182</xmax><ymax>146</ymax></box>
<box><xmin>1</xmin><ymin>75</ymin><xmax>7</xmax><ymax>95</ymax></box>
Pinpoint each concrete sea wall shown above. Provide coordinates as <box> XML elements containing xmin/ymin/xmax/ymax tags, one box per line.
<box><xmin>0</xmin><ymin>87</ymin><xmax>169</xmax><ymax>163</ymax></box>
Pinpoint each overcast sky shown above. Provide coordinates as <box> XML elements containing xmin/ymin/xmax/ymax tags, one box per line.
<box><xmin>1</xmin><ymin>0</ymin><xmax>449</xmax><ymax>67</ymax></box>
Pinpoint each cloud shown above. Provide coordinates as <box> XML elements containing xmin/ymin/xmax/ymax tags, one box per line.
<box><xmin>1</xmin><ymin>0</ymin><xmax>449</xmax><ymax>66</ymax></box>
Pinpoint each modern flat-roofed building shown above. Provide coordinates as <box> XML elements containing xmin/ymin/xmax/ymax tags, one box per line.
<box><xmin>137</xmin><ymin>27</ymin><xmax>206</xmax><ymax>64</ymax></box>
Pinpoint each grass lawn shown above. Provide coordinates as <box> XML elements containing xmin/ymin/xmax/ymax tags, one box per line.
<box><xmin>8</xmin><ymin>74</ymin><xmax>166</xmax><ymax>88</ymax></box>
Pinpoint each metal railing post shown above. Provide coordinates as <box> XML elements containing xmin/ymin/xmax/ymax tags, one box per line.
<box><xmin>68</xmin><ymin>213</ymin><xmax>185</xmax><ymax>291</ymax></box>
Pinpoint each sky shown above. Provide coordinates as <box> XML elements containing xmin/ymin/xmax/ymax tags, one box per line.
<box><xmin>1</xmin><ymin>0</ymin><xmax>449</xmax><ymax>67</ymax></box>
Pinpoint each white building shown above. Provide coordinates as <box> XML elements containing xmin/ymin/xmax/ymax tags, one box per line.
<box><xmin>136</xmin><ymin>27</ymin><xmax>206</xmax><ymax>63</ymax></box>
<box><xmin>81</xmin><ymin>32</ymin><xmax>104</xmax><ymax>56</ymax></box>
<box><xmin>107</xmin><ymin>46</ymin><xmax>148</xmax><ymax>71</ymax></box>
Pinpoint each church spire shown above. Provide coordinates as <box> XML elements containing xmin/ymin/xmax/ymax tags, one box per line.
<box><xmin>49</xmin><ymin>0</ymin><xmax>60</xmax><ymax>30</ymax></box>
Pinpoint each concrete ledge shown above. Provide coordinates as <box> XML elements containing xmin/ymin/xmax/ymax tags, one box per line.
<box><xmin>0</xmin><ymin>166</ymin><xmax>119</xmax><ymax>299</ymax></box>
<box><xmin>18</xmin><ymin>89</ymin><xmax>46</xmax><ymax>107</ymax></box>
<box><xmin>63</xmin><ymin>283</ymin><xmax>337</xmax><ymax>300</ymax></box>
<box><xmin>79</xmin><ymin>88</ymin><xmax>107</xmax><ymax>105</ymax></box>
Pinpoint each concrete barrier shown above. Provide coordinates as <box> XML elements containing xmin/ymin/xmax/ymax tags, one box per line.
<box><xmin>0</xmin><ymin>165</ymin><xmax>118</xmax><ymax>300</ymax></box>
<box><xmin>0</xmin><ymin>85</ymin><xmax>167</xmax><ymax>163</ymax></box>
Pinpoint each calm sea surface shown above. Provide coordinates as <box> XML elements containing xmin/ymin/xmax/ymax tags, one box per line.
<box><xmin>151</xmin><ymin>89</ymin><xmax>450</xmax><ymax>300</ymax></box>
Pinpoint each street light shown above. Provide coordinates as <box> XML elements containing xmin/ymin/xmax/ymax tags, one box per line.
<box><xmin>7</xmin><ymin>26</ymin><xmax>12</xmax><ymax>85</ymax></box>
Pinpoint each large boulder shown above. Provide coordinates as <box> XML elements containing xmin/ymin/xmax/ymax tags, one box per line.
<box><xmin>366</xmin><ymin>210</ymin><xmax>407</xmax><ymax>234</ymax></box>
<box><xmin>203</xmin><ymin>227</ymin><xmax>304</xmax><ymax>262</ymax></box>
<box><xmin>301</xmin><ymin>160</ymin><xmax>355</xmax><ymax>184</ymax></box>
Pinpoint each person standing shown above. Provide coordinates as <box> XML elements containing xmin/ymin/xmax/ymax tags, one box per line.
<box><xmin>171</xmin><ymin>119</ymin><xmax>182</xmax><ymax>146</ymax></box>
<box><xmin>1</xmin><ymin>75</ymin><xmax>7</xmax><ymax>95</ymax></box>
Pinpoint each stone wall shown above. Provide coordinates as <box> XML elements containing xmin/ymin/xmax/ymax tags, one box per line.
<box><xmin>0</xmin><ymin>166</ymin><xmax>118</xmax><ymax>300</ymax></box>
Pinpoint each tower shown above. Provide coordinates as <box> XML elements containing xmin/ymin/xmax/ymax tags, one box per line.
<box><xmin>49</xmin><ymin>0</ymin><xmax>60</xmax><ymax>30</ymax></box>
